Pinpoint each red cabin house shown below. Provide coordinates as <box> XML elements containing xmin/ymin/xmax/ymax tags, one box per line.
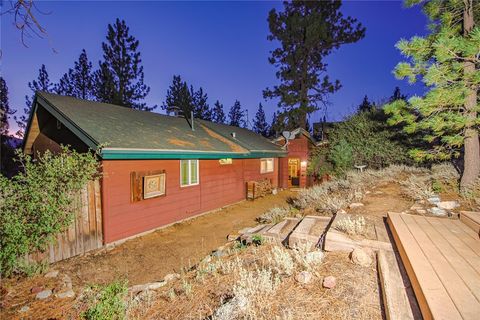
<box><xmin>22</xmin><ymin>92</ymin><xmax>288</xmax><ymax>244</ymax></box>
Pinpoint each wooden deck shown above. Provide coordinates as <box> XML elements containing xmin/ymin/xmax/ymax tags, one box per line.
<box><xmin>387</xmin><ymin>212</ymin><xmax>480</xmax><ymax>320</ymax></box>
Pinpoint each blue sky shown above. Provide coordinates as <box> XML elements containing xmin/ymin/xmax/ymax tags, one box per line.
<box><xmin>1</xmin><ymin>1</ymin><xmax>428</xmax><ymax>133</ymax></box>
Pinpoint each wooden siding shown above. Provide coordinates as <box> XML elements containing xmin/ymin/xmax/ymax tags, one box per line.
<box><xmin>101</xmin><ymin>158</ymin><xmax>279</xmax><ymax>243</ymax></box>
<box><xmin>28</xmin><ymin>180</ymin><xmax>103</xmax><ymax>263</ymax></box>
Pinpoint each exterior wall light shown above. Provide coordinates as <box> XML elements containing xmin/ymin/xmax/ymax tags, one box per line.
<box><xmin>301</xmin><ymin>160</ymin><xmax>307</xmax><ymax>167</ymax></box>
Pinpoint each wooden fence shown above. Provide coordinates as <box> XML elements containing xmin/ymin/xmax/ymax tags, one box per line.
<box><xmin>28</xmin><ymin>180</ymin><xmax>104</xmax><ymax>264</ymax></box>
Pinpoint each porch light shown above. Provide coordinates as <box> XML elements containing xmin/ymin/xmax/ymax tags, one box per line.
<box><xmin>301</xmin><ymin>160</ymin><xmax>307</xmax><ymax>167</ymax></box>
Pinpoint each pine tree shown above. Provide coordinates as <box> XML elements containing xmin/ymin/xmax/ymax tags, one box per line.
<box><xmin>269</xmin><ymin>111</ymin><xmax>286</xmax><ymax>137</ymax></box>
<box><xmin>389</xmin><ymin>86</ymin><xmax>407</xmax><ymax>103</ymax></box>
<box><xmin>0</xmin><ymin>77</ymin><xmax>15</xmax><ymax>136</ymax></box>
<box><xmin>56</xmin><ymin>49</ymin><xmax>95</xmax><ymax>100</ymax></box>
<box><xmin>264</xmin><ymin>0</ymin><xmax>365</xmax><ymax>128</ymax></box>
<box><xmin>211</xmin><ymin>100</ymin><xmax>226</xmax><ymax>124</ymax></box>
<box><xmin>253</xmin><ymin>103</ymin><xmax>269</xmax><ymax>137</ymax></box>
<box><xmin>17</xmin><ymin>64</ymin><xmax>54</xmax><ymax>136</ymax></box>
<box><xmin>163</xmin><ymin>75</ymin><xmax>193</xmax><ymax>116</ymax></box>
<box><xmin>228</xmin><ymin>100</ymin><xmax>246</xmax><ymax>127</ymax></box>
<box><xmin>358</xmin><ymin>95</ymin><xmax>373</xmax><ymax>113</ymax></box>
<box><xmin>385</xmin><ymin>0</ymin><xmax>480</xmax><ymax>189</ymax></box>
<box><xmin>95</xmin><ymin>19</ymin><xmax>154</xmax><ymax>111</ymax></box>
<box><xmin>191</xmin><ymin>86</ymin><xmax>212</xmax><ymax>120</ymax></box>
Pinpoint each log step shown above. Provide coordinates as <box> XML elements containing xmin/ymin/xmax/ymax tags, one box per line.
<box><xmin>262</xmin><ymin>218</ymin><xmax>301</xmax><ymax>244</ymax></box>
<box><xmin>288</xmin><ymin>215</ymin><xmax>332</xmax><ymax>249</ymax></box>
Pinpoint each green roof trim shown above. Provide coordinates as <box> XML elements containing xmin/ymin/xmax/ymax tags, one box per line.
<box><xmin>33</xmin><ymin>92</ymin><xmax>287</xmax><ymax>160</ymax></box>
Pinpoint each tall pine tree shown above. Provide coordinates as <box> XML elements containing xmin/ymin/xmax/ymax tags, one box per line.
<box><xmin>389</xmin><ymin>86</ymin><xmax>407</xmax><ymax>103</ymax></box>
<box><xmin>163</xmin><ymin>75</ymin><xmax>193</xmax><ymax>116</ymax></box>
<box><xmin>228</xmin><ymin>100</ymin><xmax>246</xmax><ymax>128</ymax></box>
<box><xmin>358</xmin><ymin>95</ymin><xmax>373</xmax><ymax>113</ymax></box>
<box><xmin>264</xmin><ymin>0</ymin><xmax>365</xmax><ymax>129</ymax></box>
<box><xmin>385</xmin><ymin>0</ymin><xmax>480</xmax><ymax>189</ymax></box>
<box><xmin>95</xmin><ymin>19</ymin><xmax>154</xmax><ymax>111</ymax></box>
<box><xmin>253</xmin><ymin>103</ymin><xmax>269</xmax><ymax>137</ymax></box>
<box><xmin>191</xmin><ymin>86</ymin><xmax>212</xmax><ymax>120</ymax></box>
<box><xmin>56</xmin><ymin>49</ymin><xmax>95</xmax><ymax>100</ymax></box>
<box><xmin>0</xmin><ymin>77</ymin><xmax>15</xmax><ymax>136</ymax></box>
<box><xmin>17</xmin><ymin>64</ymin><xmax>54</xmax><ymax>136</ymax></box>
<box><xmin>211</xmin><ymin>100</ymin><xmax>226</xmax><ymax>124</ymax></box>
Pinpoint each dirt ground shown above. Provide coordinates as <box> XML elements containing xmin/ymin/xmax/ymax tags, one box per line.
<box><xmin>1</xmin><ymin>190</ymin><xmax>294</xmax><ymax>318</ymax></box>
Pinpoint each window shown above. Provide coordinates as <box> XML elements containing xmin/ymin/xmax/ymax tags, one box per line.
<box><xmin>260</xmin><ymin>158</ymin><xmax>274</xmax><ymax>173</ymax></box>
<box><xmin>180</xmin><ymin>160</ymin><xmax>199</xmax><ymax>186</ymax></box>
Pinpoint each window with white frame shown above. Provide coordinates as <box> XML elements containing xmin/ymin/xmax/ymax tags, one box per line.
<box><xmin>180</xmin><ymin>160</ymin><xmax>199</xmax><ymax>187</ymax></box>
<box><xmin>260</xmin><ymin>158</ymin><xmax>274</xmax><ymax>173</ymax></box>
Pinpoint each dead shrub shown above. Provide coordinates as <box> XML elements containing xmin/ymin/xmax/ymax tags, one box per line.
<box><xmin>400</xmin><ymin>174</ymin><xmax>436</xmax><ymax>200</ymax></box>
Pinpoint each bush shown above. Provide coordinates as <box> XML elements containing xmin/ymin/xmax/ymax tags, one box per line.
<box><xmin>82</xmin><ymin>280</ymin><xmax>128</xmax><ymax>320</ymax></box>
<box><xmin>0</xmin><ymin>147</ymin><xmax>100</xmax><ymax>276</ymax></box>
<box><xmin>334</xmin><ymin>215</ymin><xmax>367</xmax><ymax>236</ymax></box>
<box><xmin>256</xmin><ymin>207</ymin><xmax>291</xmax><ymax>224</ymax></box>
<box><xmin>328</xmin><ymin>140</ymin><xmax>353</xmax><ymax>173</ymax></box>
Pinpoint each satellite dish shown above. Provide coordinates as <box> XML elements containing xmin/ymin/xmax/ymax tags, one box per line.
<box><xmin>282</xmin><ymin>131</ymin><xmax>294</xmax><ymax>140</ymax></box>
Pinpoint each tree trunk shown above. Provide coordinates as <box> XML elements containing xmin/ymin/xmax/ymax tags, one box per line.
<box><xmin>460</xmin><ymin>0</ymin><xmax>480</xmax><ymax>189</ymax></box>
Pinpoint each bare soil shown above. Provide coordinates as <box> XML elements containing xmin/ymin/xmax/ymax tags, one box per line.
<box><xmin>1</xmin><ymin>190</ymin><xmax>293</xmax><ymax>319</ymax></box>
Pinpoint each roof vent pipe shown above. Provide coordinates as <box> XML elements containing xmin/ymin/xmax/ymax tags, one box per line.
<box><xmin>231</xmin><ymin>132</ymin><xmax>236</xmax><ymax>139</ymax></box>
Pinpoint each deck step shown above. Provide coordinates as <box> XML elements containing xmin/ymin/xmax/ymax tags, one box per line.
<box><xmin>288</xmin><ymin>215</ymin><xmax>331</xmax><ymax>249</ymax></box>
<box><xmin>378</xmin><ymin>249</ymin><xmax>421</xmax><ymax>320</ymax></box>
<box><xmin>460</xmin><ymin>211</ymin><xmax>480</xmax><ymax>237</ymax></box>
<box><xmin>262</xmin><ymin>218</ymin><xmax>300</xmax><ymax>244</ymax></box>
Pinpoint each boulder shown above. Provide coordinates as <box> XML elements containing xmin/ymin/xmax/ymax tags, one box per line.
<box><xmin>56</xmin><ymin>289</ymin><xmax>75</xmax><ymax>299</ymax></box>
<box><xmin>36</xmin><ymin>289</ymin><xmax>52</xmax><ymax>300</ymax></box>
<box><xmin>305</xmin><ymin>251</ymin><xmax>324</xmax><ymax>265</ymax></box>
<box><xmin>323</xmin><ymin>276</ymin><xmax>336</xmax><ymax>289</ymax></box>
<box><xmin>427</xmin><ymin>196</ymin><xmax>441</xmax><ymax>205</ymax></box>
<box><xmin>416</xmin><ymin>209</ymin><xmax>427</xmax><ymax>214</ymax></box>
<box><xmin>351</xmin><ymin>248</ymin><xmax>373</xmax><ymax>267</ymax></box>
<box><xmin>227</xmin><ymin>234</ymin><xmax>239</xmax><ymax>241</ymax></box>
<box><xmin>44</xmin><ymin>270</ymin><xmax>59</xmax><ymax>278</ymax></box>
<box><xmin>130</xmin><ymin>281</ymin><xmax>166</xmax><ymax>293</ymax></box>
<box><xmin>428</xmin><ymin>207</ymin><xmax>447</xmax><ymax>216</ymax></box>
<box><xmin>30</xmin><ymin>286</ymin><xmax>43</xmax><ymax>294</ymax></box>
<box><xmin>295</xmin><ymin>271</ymin><xmax>313</xmax><ymax>284</ymax></box>
<box><xmin>19</xmin><ymin>305</ymin><xmax>30</xmax><ymax>313</ymax></box>
<box><xmin>164</xmin><ymin>273</ymin><xmax>180</xmax><ymax>283</ymax></box>
<box><xmin>410</xmin><ymin>204</ymin><xmax>424</xmax><ymax>211</ymax></box>
<box><xmin>349</xmin><ymin>203</ymin><xmax>364</xmax><ymax>209</ymax></box>
<box><xmin>437</xmin><ymin>201</ymin><xmax>459</xmax><ymax>210</ymax></box>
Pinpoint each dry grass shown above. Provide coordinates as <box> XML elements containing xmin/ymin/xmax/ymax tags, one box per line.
<box><xmin>257</xmin><ymin>207</ymin><xmax>295</xmax><ymax>224</ymax></box>
<box><xmin>400</xmin><ymin>174</ymin><xmax>436</xmax><ymax>200</ymax></box>
<box><xmin>334</xmin><ymin>215</ymin><xmax>367</xmax><ymax>236</ymax></box>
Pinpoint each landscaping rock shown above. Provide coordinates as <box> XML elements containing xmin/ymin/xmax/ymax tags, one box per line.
<box><xmin>56</xmin><ymin>289</ymin><xmax>75</xmax><ymax>299</ymax></box>
<box><xmin>129</xmin><ymin>281</ymin><xmax>166</xmax><ymax>293</ymax></box>
<box><xmin>62</xmin><ymin>275</ymin><xmax>73</xmax><ymax>289</ymax></box>
<box><xmin>374</xmin><ymin>191</ymin><xmax>384</xmax><ymax>195</ymax></box>
<box><xmin>19</xmin><ymin>305</ymin><xmax>30</xmax><ymax>313</ymax></box>
<box><xmin>416</xmin><ymin>209</ymin><xmax>427</xmax><ymax>215</ymax></box>
<box><xmin>323</xmin><ymin>276</ymin><xmax>336</xmax><ymax>289</ymax></box>
<box><xmin>36</xmin><ymin>289</ymin><xmax>52</xmax><ymax>300</ymax></box>
<box><xmin>410</xmin><ymin>204</ymin><xmax>424</xmax><ymax>211</ymax></box>
<box><xmin>349</xmin><ymin>203</ymin><xmax>364</xmax><ymax>209</ymax></box>
<box><xmin>351</xmin><ymin>248</ymin><xmax>372</xmax><ymax>267</ymax></box>
<box><xmin>295</xmin><ymin>271</ymin><xmax>313</xmax><ymax>284</ymax></box>
<box><xmin>427</xmin><ymin>196</ymin><xmax>441</xmax><ymax>205</ymax></box>
<box><xmin>164</xmin><ymin>273</ymin><xmax>180</xmax><ymax>282</ymax></box>
<box><xmin>437</xmin><ymin>201</ymin><xmax>459</xmax><ymax>210</ymax></box>
<box><xmin>305</xmin><ymin>251</ymin><xmax>324</xmax><ymax>265</ymax></box>
<box><xmin>336</xmin><ymin>209</ymin><xmax>347</xmax><ymax>215</ymax></box>
<box><xmin>30</xmin><ymin>286</ymin><xmax>43</xmax><ymax>294</ymax></box>
<box><xmin>227</xmin><ymin>234</ymin><xmax>239</xmax><ymax>241</ymax></box>
<box><xmin>44</xmin><ymin>270</ymin><xmax>59</xmax><ymax>278</ymax></box>
<box><xmin>428</xmin><ymin>207</ymin><xmax>447</xmax><ymax>216</ymax></box>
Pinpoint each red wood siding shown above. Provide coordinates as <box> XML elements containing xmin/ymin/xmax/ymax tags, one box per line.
<box><xmin>101</xmin><ymin>158</ymin><xmax>278</xmax><ymax>243</ymax></box>
<box><xmin>278</xmin><ymin>135</ymin><xmax>311</xmax><ymax>188</ymax></box>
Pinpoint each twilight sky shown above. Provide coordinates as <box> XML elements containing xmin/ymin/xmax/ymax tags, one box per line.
<box><xmin>1</xmin><ymin>1</ymin><xmax>428</xmax><ymax>134</ymax></box>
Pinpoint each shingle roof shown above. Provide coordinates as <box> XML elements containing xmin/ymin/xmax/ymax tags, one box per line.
<box><xmin>34</xmin><ymin>92</ymin><xmax>286</xmax><ymax>159</ymax></box>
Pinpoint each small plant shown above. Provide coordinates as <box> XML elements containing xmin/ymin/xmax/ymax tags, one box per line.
<box><xmin>256</xmin><ymin>207</ymin><xmax>291</xmax><ymax>224</ymax></box>
<box><xmin>182</xmin><ymin>278</ymin><xmax>192</xmax><ymax>297</ymax></box>
<box><xmin>334</xmin><ymin>215</ymin><xmax>367</xmax><ymax>236</ymax></box>
<box><xmin>267</xmin><ymin>246</ymin><xmax>295</xmax><ymax>276</ymax></box>
<box><xmin>251</xmin><ymin>234</ymin><xmax>265</xmax><ymax>246</ymax></box>
<box><xmin>82</xmin><ymin>280</ymin><xmax>128</xmax><ymax>320</ymax></box>
<box><xmin>401</xmin><ymin>174</ymin><xmax>436</xmax><ymax>200</ymax></box>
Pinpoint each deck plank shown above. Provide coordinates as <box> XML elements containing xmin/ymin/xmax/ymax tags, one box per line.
<box><xmin>401</xmin><ymin>214</ymin><xmax>480</xmax><ymax>320</ymax></box>
<box><xmin>387</xmin><ymin>213</ymin><xmax>462</xmax><ymax>320</ymax></box>
<box><xmin>437</xmin><ymin>218</ymin><xmax>480</xmax><ymax>254</ymax></box>
<box><xmin>427</xmin><ymin>217</ymin><xmax>480</xmax><ymax>272</ymax></box>
<box><xmin>415</xmin><ymin>216</ymin><xmax>480</xmax><ymax>303</ymax></box>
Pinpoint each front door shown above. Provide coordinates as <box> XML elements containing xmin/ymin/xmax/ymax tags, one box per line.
<box><xmin>288</xmin><ymin>158</ymin><xmax>300</xmax><ymax>187</ymax></box>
